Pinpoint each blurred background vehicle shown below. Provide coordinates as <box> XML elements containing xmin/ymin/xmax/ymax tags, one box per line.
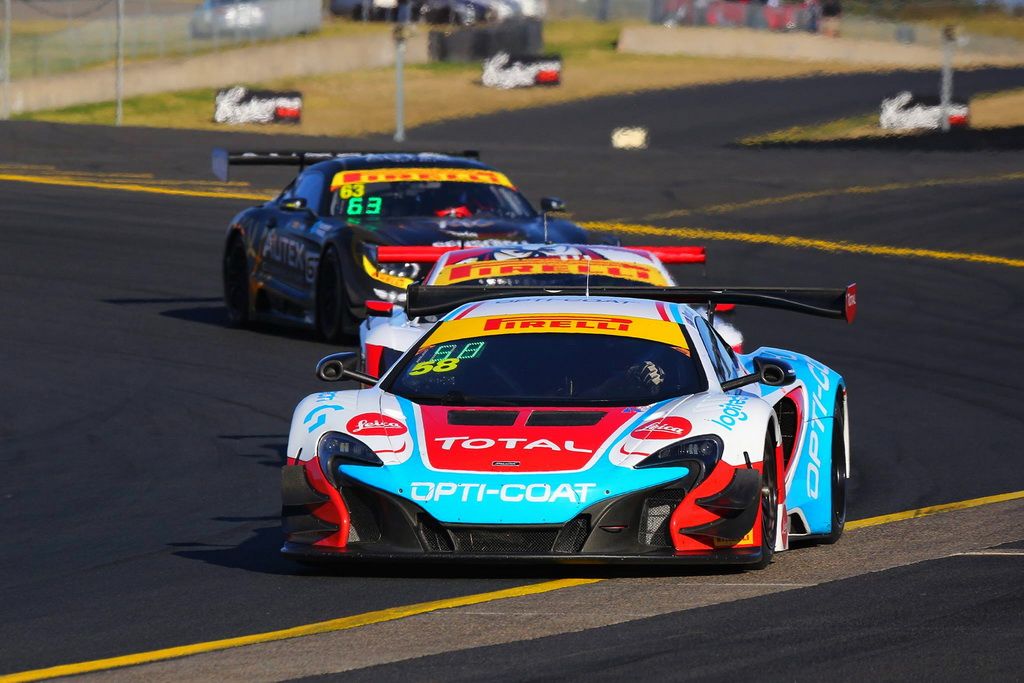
<box><xmin>191</xmin><ymin>0</ymin><xmax>320</xmax><ymax>39</ymax></box>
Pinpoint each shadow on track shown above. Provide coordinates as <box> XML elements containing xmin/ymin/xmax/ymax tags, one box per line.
<box><xmin>172</xmin><ymin>524</ymin><xmax>751</xmax><ymax>580</ymax></box>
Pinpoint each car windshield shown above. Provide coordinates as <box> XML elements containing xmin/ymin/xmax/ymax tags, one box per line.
<box><xmin>386</xmin><ymin>332</ymin><xmax>706</xmax><ymax>407</ymax></box>
<box><xmin>329</xmin><ymin>181</ymin><xmax>536</xmax><ymax>220</ymax></box>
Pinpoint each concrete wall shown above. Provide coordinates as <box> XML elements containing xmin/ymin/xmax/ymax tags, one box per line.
<box><xmin>9</xmin><ymin>31</ymin><xmax>429</xmax><ymax>115</ymax></box>
<box><xmin>618</xmin><ymin>25</ymin><xmax>1024</xmax><ymax>68</ymax></box>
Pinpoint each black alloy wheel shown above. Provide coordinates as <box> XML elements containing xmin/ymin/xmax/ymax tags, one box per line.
<box><xmin>316</xmin><ymin>248</ymin><xmax>354</xmax><ymax>343</ymax></box>
<box><xmin>223</xmin><ymin>237</ymin><xmax>250</xmax><ymax>326</ymax></box>
<box><xmin>822</xmin><ymin>388</ymin><xmax>848</xmax><ymax>544</ymax></box>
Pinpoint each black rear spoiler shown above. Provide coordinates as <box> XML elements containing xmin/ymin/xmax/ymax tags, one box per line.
<box><xmin>211</xmin><ymin>148</ymin><xmax>480</xmax><ymax>181</ymax></box>
<box><xmin>405</xmin><ymin>284</ymin><xmax>857</xmax><ymax>322</ymax></box>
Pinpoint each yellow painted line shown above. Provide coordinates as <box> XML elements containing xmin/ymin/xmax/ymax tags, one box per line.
<box><xmin>642</xmin><ymin>171</ymin><xmax>1024</xmax><ymax>221</ymax></box>
<box><xmin>582</xmin><ymin>220</ymin><xmax>1024</xmax><ymax>269</ymax></box>
<box><xmin>0</xmin><ymin>578</ymin><xmax>600</xmax><ymax>682</ymax></box>
<box><xmin>0</xmin><ymin>173</ymin><xmax>270</xmax><ymax>202</ymax></box>
<box><xmin>846</xmin><ymin>489</ymin><xmax>1024</xmax><ymax>530</ymax></box>
<box><xmin>4</xmin><ymin>488</ymin><xmax>1024</xmax><ymax>681</ymax></box>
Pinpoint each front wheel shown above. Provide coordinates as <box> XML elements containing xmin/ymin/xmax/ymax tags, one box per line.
<box><xmin>822</xmin><ymin>388</ymin><xmax>848</xmax><ymax>544</ymax></box>
<box><xmin>223</xmin><ymin>237</ymin><xmax>250</xmax><ymax>327</ymax></box>
<box><xmin>316</xmin><ymin>248</ymin><xmax>356</xmax><ymax>343</ymax></box>
<box><xmin>753</xmin><ymin>430</ymin><xmax>779</xmax><ymax>569</ymax></box>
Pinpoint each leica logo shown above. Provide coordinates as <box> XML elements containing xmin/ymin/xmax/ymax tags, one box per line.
<box><xmin>346</xmin><ymin>413</ymin><xmax>407</xmax><ymax>436</ymax></box>
<box><xmin>631</xmin><ymin>417</ymin><xmax>692</xmax><ymax>440</ymax></box>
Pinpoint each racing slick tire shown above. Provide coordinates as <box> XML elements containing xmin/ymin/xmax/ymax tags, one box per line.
<box><xmin>316</xmin><ymin>247</ymin><xmax>357</xmax><ymax>343</ymax></box>
<box><xmin>223</xmin><ymin>236</ymin><xmax>250</xmax><ymax>327</ymax></box>
<box><xmin>753</xmin><ymin>430</ymin><xmax>779</xmax><ymax>569</ymax></box>
<box><xmin>821</xmin><ymin>388</ymin><xmax>848</xmax><ymax>545</ymax></box>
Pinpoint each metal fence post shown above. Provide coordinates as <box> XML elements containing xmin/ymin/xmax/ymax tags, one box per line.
<box><xmin>940</xmin><ymin>24</ymin><xmax>954</xmax><ymax>133</ymax></box>
<box><xmin>116</xmin><ymin>0</ymin><xmax>125</xmax><ymax>125</ymax></box>
<box><xmin>2</xmin><ymin>0</ymin><xmax>11</xmax><ymax>119</ymax></box>
<box><xmin>393</xmin><ymin>19</ymin><xmax>407</xmax><ymax>143</ymax></box>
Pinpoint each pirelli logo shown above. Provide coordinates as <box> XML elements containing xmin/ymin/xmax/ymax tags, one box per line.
<box><xmin>427</xmin><ymin>311</ymin><xmax>690</xmax><ymax>348</ymax></box>
<box><xmin>331</xmin><ymin>167</ymin><xmax>515</xmax><ymax>189</ymax></box>
<box><xmin>482</xmin><ymin>315</ymin><xmax>633</xmax><ymax>332</ymax></box>
<box><xmin>433</xmin><ymin>259</ymin><xmax>669</xmax><ymax>286</ymax></box>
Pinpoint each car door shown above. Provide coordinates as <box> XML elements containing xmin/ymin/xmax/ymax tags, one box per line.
<box><xmin>256</xmin><ymin>170</ymin><xmax>327</xmax><ymax>305</ymax></box>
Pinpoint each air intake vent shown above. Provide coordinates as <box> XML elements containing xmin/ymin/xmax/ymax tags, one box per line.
<box><xmin>640</xmin><ymin>490</ymin><xmax>687</xmax><ymax>547</ymax></box>
<box><xmin>553</xmin><ymin>515</ymin><xmax>590</xmax><ymax>553</ymax></box>
<box><xmin>526</xmin><ymin>411</ymin><xmax>605</xmax><ymax>427</ymax></box>
<box><xmin>448</xmin><ymin>410</ymin><xmax>518</xmax><ymax>426</ymax></box>
<box><xmin>449</xmin><ymin>527</ymin><xmax>560</xmax><ymax>554</ymax></box>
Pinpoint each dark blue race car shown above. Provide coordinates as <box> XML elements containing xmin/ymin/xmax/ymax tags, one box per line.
<box><xmin>214</xmin><ymin>149</ymin><xmax>594</xmax><ymax>341</ymax></box>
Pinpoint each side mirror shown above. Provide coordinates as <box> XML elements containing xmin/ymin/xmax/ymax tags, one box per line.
<box><xmin>540</xmin><ymin>197</ymin><xmax>567</xmax><ymax>213</ymax></box>
<box><xmin>281</xmin><ymin>197</ymin><xmax>309</xmax><ymax>212</ymax></box>
<box><xmin>754</xmin><ymin>358</ymin><xmax>796</xmax><ymax>386</ymax></box>
<box><xmin>719</xmin><ymin>357</ymin><xmax>796</xmax><ymax>392</ymax></box>
<box><xmin>316</xmin><ymin>352</ymin><xmax>378</xmax><ymax>385</ymax></box>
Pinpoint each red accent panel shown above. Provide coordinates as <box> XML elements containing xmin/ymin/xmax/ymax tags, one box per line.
<box><xmin>418</xmin><ymin>406</ymin><xmax>633</xmax><ymax>472</ymax></box>
<box><xmin>377</xmin><ymin>246</ymin><xmax>461</xmax><ymax>263</ymax></box>
<box><xmin>781</xmin><ymin>386</ymin><xmax>804</xmax><ymax>482</ymax></box>
<box><xmin>366</xmin><ymin>300</ymin><xmax>394</xmax><ymax>317</ymax></box>
<box><xmin>844</xmin><ymin>283</ymin><xmax>857</xmax><ymax>323</ymax></box>
<box><xmin>535</xmin><ymin>69</ymin><xmax>561</xmax><ymax>84</ymax></box>
<box><xmin>655</xmin><ymin>301</ymin><xmax>670</xmax><ymax>321</ymax></box>
<box><xmin>633</xmin><ymin>246</ymin><xmax>706</xmax><ymax>264</ymax></box>
<box><xmin>295</xmin><ymin>460</ymin><xmax>350</xmax><ymax>549</ymax></box>
<box><xmin>452</xmin><ymin>302</ymin><xmax>482</xmax><ymax>320</ymax></box>
<box><xmin>365</xmin><ymin>343</ymin><xmax>384</xmax><ymax>377</ymax></box>
<box><xmin>713</xmin><ymin>303</ymin><xmax>736</xmax><ymax>312</ymax></box>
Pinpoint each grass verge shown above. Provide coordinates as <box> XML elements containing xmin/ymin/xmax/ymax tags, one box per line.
<box><xmin>741</xmin><ymin>86</ymin><xmax>1024</xmax><ymax>144</ymax></box>
<box><xmin>18</xmin><ymin>19</ymin><xmax>867</xmax><ymax>136</ymax></box>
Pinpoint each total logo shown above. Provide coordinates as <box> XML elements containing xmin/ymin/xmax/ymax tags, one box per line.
<box><xmin>631</xmin><ymin>417</ymin><xmax>692</xmax><ymax>440</ymax></box>
<box><xmin>434</xmin><ymin>437</ymin><xmax>591</xmax><ymax>453</ymax></box>
<box><xmin>347</xmin><ymin>413</ymin><xmax>408</xmax><ymax>437</ymax></box>
<box><xmin>410</xmin><ymin>481</ymin><xmax>597</xmax><ymax>504</ymax></box>
<box><xmin>711</xmin><ymin>395</ymin><xmax>750</xmax><ymax>431</ymax></box>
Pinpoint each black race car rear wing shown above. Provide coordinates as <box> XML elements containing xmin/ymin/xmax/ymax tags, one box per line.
<box><xmin>404</xmin><ymin>284</ymin><xmax>857</xmax><ymax>323</ymax></box>
<box><xmin>211</xmin><ymin>148</ymin><xmax>480</xmax><ymax>181</ymax></box>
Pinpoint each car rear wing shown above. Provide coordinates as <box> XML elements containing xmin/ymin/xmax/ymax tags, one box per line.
<box><xmin>211</xmin><ymin>148</ymin><xmax>481</xmax><ymax>181</ymax></box>
<box><xmin>404</xmin><ymin>284</ymin><xmax>857</xmax><ymax>322</ymax></box>
<box><xmin>373</xmin><ymin>245</ymin><xmax>707</xmax><ymax>264</ymax></box>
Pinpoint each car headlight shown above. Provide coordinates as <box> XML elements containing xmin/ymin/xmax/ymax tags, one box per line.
<box><xmin>372</xmin><ymin>288</ymin><xmax>408</xmax><ymax>303</ymax></box>
<box><xmin>362</xmin><ymin>255</ymin><xmax>415</xmax><ymax>290</ymax></box>
<box><xmin>318</xmin><ymin>432</ymin><xmax>383</xmax><ymax>481</ymax></box>
<box><xmin>634</xmin><ymin>435</ymin><xmax>723</xmax><ymax>480</ymax></box>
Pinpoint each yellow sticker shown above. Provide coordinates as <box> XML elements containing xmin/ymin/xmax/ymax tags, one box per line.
<box><xmin>331</xmin><ymin>168</ymin><xmax>515</xmax><ymax>190</ymax></box>
<box><xmin>362</xmin><ymin>256</ymin><xmax>414</xmax><ymax>289</ymax></box>
<box><xmin>432</xmin><ymin>258</ymin><xmax>670</xmax><ymax>286</ymax></box>
<box><xmin>713</xmin><ymin>528</ymin><xmax>756</xmax><ymax>548</ymax></box>
<box><xmin>428</xmin><ymin>313</ymin><xmax>688</xmax><ymax>347</ymax></box>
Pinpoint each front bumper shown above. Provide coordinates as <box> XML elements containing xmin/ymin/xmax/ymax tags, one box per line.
<box><xmin>282</xmin><ymin>463</ymin><xmax>765</xmax><ymax>566</ymax></box>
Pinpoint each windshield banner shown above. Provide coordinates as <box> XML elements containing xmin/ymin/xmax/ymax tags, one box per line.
<box><xmin>432</xmin><ymin>258</ymin><xmax>671</xmax><ymax>286</ymax></box>
<box><xmin>428</xmin><ymin>313</ymin><xmax>689</xmax><ymax>347</ymax></box>
<box><xmin>331</xmin><ymin>168</ymin><xmax>515</xmax><ymax>190</ymax></box>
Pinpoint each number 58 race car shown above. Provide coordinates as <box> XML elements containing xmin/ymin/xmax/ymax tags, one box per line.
<box><xmin>282</xmin><ymin>284</ymin><xmax>856</xmax><ymax>567</ymax></box>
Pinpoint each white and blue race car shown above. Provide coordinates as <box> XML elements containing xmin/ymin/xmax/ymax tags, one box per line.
<box><xmin>359</xmin><ymin>243</ymin><xmax>744</xmax><ymax>377</ymax></box>
<box><xmin>282</xmin><ymin>283</ymin><xmax>855</xmax><ymax>566</ymax></box>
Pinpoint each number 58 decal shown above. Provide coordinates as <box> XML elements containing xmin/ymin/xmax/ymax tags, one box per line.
<box><xmin>409</xmin><ymin>359</ymin><xmax>460</xmax><ymax>375</ymax></box>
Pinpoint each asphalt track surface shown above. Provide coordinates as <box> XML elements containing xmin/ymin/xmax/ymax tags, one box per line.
<box><xmin>1</xmin><ymin>68</ymin><xmax>1023</xmax><ymax>679</ymax></box>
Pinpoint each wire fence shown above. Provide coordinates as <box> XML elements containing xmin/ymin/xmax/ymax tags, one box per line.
<box><xmin>2</xmin><ymin>0</ymin><xmax>1022</xmax><ymax>81</ymax></box>
<box><xmin>4</xmin><ymin>0</ymin><xmax>321</xmax><ymax>79</ymax></box>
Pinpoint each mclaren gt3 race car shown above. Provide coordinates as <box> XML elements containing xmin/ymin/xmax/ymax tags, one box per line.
<box><xmin>215</xmin><ymin>149</ymin><xmax>594</xmax><ymax>340</ymax></box>
<box><xmin>282</xmin><ymin>283</ymin><xmax>856</xmax><ymax>566</ymax></box>
<box><xmin>360</xmin><ymin>243</ymin><xmax>745</xmax><ymax>376</ymax></box>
